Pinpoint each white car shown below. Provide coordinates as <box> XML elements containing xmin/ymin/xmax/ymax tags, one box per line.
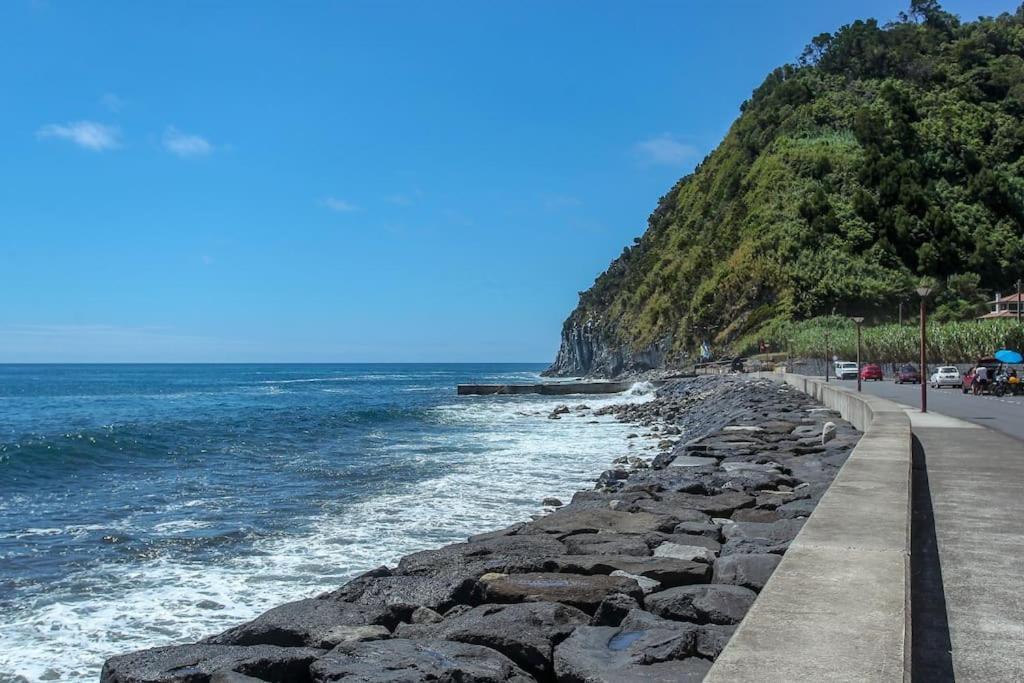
<box><xmin>930</xmin><ymin>365</ymin><xmax>961</xmax><ymax>388</ymax></box>
<box><xmin>834</xmin><ymin>361</ymin><xmax>858</xmax><ymax>380</ymax></box>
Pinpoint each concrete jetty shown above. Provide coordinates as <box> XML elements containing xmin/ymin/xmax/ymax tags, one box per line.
<box><xmin>457</xmin><ymin>380</ymin><xmax>645</xmax><ymax>396</ymax></box>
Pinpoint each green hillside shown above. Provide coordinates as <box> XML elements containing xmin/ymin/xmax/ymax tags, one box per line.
<box><xmin>550</xmin><ymin>1</ymin><xmax>1024</xmax><ymax>375</ymax></box>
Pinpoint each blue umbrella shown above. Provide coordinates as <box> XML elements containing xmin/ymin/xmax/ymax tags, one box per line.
<box><xmin>994</xmin><ymin>349</ymin><xmax>1022</xmax><ymax>364</ymax></box>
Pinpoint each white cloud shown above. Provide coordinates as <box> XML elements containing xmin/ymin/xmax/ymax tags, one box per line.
<box><xmin>100</xmin><ymin>93</ymin><xmax>124</xmax><ymax>112</ymax></box>
<box><xmin>322</xmin><ymin>197</ymin><xmax>359</xmax><ymax>213</ymax></box>
<box><xmin>36</xmin><ymin>121</ymin><xmax>119</xmax><ymax>151</ymax></box>
<box><xmin>385</xmin><ymin>188</ymin><xmax>424</xmax><ymax>206</ymax></box>
<box><xmin>163</xmin><ymin>126</ymin><xmax>213</xmax><ymax>157</ymax></box>
<box><xmin>633</xmin><ymin>134</ymin><xmax>697</xmax><ymax>166</ymax></box>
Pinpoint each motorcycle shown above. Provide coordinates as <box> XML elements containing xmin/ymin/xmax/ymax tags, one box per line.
<box><xmin>992</xmin><ymin>374</ymin><xmax>1023</xmax><ymax>397</ymax></box>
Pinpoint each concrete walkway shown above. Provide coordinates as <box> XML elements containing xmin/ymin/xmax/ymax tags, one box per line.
<box><xmin>902</xmin><ymin>407</ymin><xmax>1024</xmax><ymax>681</ymax></box>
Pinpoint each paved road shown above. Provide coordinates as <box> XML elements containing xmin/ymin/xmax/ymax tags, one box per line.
<box><xmin>824</xmin><ymin>376</ymin><xmax>1024</xmax><ymax>442</ymax></box>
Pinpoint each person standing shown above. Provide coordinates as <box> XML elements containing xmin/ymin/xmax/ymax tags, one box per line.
<box><xmin>974</xmin><ymin>364</ymin><xmax>989</xmax><ymax>395</ymax></box>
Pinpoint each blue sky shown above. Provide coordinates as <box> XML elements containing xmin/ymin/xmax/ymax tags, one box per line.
<box><xmin>1</xmin><ymin>0</ymin><xmax>1017</xmax><ymax>362</ymax></box>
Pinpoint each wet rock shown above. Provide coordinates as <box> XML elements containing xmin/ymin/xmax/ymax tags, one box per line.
<box><xmin>468</xmin><ymin>523</ymin><xmax>525</xmax><ymax>542</ymax></box>
<box><xmin>597</xmin><ymin>469</ymin><xmax>629</xmax><ymax>489</ymax></box>
<box><xmin>310</xmin><ymin>638</ymin><xmax>534</xmax><ymax>682</ymax></box>
<box><xmin>712</xmin><ymin>553</ymin><xmax>782</xmax><ymax>591</ymax></box>
<box><xmin>646</xmin><ymin>584</ymin><xmax>757</xmax><ymax>625</ymax></box>
<box><xmin>480</xmin><ymin>571</ymin><xmax>643</xmax><ymax>614</ymax></box>
<box><xmin>396</xmin><ymin>601</ymin><xmax>588</xmax><ymax>680</ymax></box>
<box><xmin>542</xmin><ymin>497</ymin><xmax>564</xmax><ymax>507</ymax></box>
<box><xmin>100</xmin><ymin>644</ymin><xmax>324</xmax><ymax>683</ymax></box>
<box><xmin>588</xmin><ymin>593</ymin><xmax>639</xmax><ymax>626</ymax></box>
<box><xmin>554</xmin><ymin>624</ymin><xmax>695</xmax><ymax>682</ymax></box>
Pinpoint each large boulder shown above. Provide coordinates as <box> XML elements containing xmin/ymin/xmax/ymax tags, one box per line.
<box><xmin>544</xmin><ymin>555</ymin><xmax>711</xmax><ymax>587</ymax></box>
<box><xmin>625</xmin><ymin>492</ymin><xmax>755</xmax><ymax>518</ymax></box>
<box><xmin>519</xmin><ymin>508</ymin><xmax>679</xmax><ymax>537</ymax></box>
<box><xmin>645</xmin><ymin>584</ymin><xmax>757</xmax><ymax>625</ymax></box>
<box><xmin>395</xmin><ymin>601</ymin><xmax>587</xmax><ymax>680</ymax></box>
<box><xmin>329</xmin><ymin>575</ymin><xmax>483</xmax><ymax>619</ymax></box>
<box><xmin>712</xmin><ymin>553</ymin><xmax>782</xmax><ymax>591</ymax></box>
<box><xmin>554</xmin><ymin>611</ymin><xmax>715</xmax><ymax>682</ymax></box>
<box><xmin>203</xmin><ymin>599</ymin><xmax>380</xmax><ymax>648</ymax></box>
<box><xmin>480</xmin><ymin>572</ymin><xmax>643</xmax><ymax>614</ymax></box>
<box><xmin>395</xmin><ymin>535</ymin><xmax>567</xmax><ymax>578</ymax></box>
<box><xmin>563</xmin><ymin>533</ymin><xmax>651</xmax><ymax>556</ymax></box>
<box><xmin>309</xmin><ymin>638</ymin><xmax>534</xmax><ymax>682</ymax></box>
<box><xmin>721</xmin><ymin>518</ymin><xmax>805</xmax><ymax>555</ymax></box>
<box><xmin>100</xmin><ymin>644</ymin><xmax>323</xmax><ymax>683</ymax></box>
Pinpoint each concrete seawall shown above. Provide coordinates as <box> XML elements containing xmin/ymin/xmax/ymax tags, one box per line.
<box><xmin>706</xmin><ymin>373</ymin><xmax>913</xmax><ymax>682</ymax></box>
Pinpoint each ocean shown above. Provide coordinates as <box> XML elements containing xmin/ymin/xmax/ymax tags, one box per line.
<box><xmin>0</xmin><ymin>364</ymin><xmax>652</xmax><ymax>682</ymax></box>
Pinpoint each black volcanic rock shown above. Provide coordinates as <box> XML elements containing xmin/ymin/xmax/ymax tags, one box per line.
<box><xmin>100</xmin><ymin>644</ymin><xmax>323</xmax><ymax>683</ymax></box>
<box><xmin>203</xmin><ymin>599</ymin><xmax>381</xmax><ymax>648</ymax></box>
<box><xmin>395</xmin><ymin>601</ymin><xmax>588</xmax><ymax>680</ymax></box>
<box><xmin>645</xmin><ymin>584</ymin><xmax>757</xmax><ymax>625</ymax></box>
<box><xmin>480</xmin><ymin>572</ymin><xmax>643</xmax><ymax>614</ymax></box>
<box><xmin>309</xmin><ymin>638</ymin><xmax>534</xmax><ymax>683</ymax></box>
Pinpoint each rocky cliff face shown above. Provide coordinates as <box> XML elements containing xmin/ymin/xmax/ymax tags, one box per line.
<box><xmin>544</xmin><ymin>315</ymin><xmax>670</xmax><ymax>378</ymax></box>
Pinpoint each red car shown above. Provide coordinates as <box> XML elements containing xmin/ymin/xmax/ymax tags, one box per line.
<box><xmin>962</xmin><ymin>357</ymin><xmax>1000</xmax><ymax>394</ymax></box>
<box><xmin>895</xmin><ymin>364</ymin><xmax>921</xmax><ymax>384</ymax></box>
<box><xmin>860</xmin><ymin>364</ymin><xmax>883</xmax><ymax>381</ymax></box>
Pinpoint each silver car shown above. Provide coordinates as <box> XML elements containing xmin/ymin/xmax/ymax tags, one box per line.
<box><xmin>930</xmin><ymin>365</ymin><xmax>960</xmax><ymax>388</ymax></box>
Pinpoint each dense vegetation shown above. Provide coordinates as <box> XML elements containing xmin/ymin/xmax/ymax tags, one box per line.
<box><xmin>562</xmin><ymin>2</ymin><xmax>1024</xmax><ymax>365</ymax></box>
<box><xmin>745</xmin><ymin>315</ymin><xmax>1024</xmax><ymax>364</ymax></box>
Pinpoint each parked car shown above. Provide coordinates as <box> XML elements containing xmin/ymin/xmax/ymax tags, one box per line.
<box><xmin>930</xmin><ymin>366</ymin><xmax>960</xmax><ymax>389</ymax></box>
<box><xmin>895</xmin><ymin>364</ymin><xmax>921</xmax><ymax>384</ymax></box>
<box><xmin>962</xmin><ymin>357</ymin><xmax>1001</xmax><ymax>394</ymax></box>
<box><xmin>860</xmin><ymin>363</ymin><xmax>883</xmax><ymax>381</ymax></box>
<box><xmin>834</xmin><ymin>361</ymin><xmax>859</xmax><ymax>380</ymax></box>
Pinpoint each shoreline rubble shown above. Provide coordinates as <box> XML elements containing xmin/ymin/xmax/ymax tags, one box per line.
<box><xmin>101</xmin><ymin>375</ymin><xmax>861</xmax><ymax>683</ymax></box>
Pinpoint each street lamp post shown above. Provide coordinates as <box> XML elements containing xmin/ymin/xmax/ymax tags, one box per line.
<box><xmin>917</xmin><ymin>286</ymin><xmax>933</xmax><ymax>413</ymax></box>
<box><xmin>1017</xmin><ymin>279</ymin><xmax>1021</xmax><ymax>324</ymax></box>
<box><xmin>850</xmin><ymin>317</ymin><xmax>864</xmax><ymax>392</ymax></box>
<box><xmin>824</xmin><ymin>330</ymin><xmax>830</xmax><ymax>383</ymax></box>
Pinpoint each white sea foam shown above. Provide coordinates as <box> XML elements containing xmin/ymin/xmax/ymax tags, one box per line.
<box><xmin>0</xmin><ymin>388</ymin><xmax>652</xmax><ymax>682</ymax></box>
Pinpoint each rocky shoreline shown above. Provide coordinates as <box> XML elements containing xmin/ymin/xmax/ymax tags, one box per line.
<box><xmin>101</xmin><ymin>375</ymin><xmax>860</xmax><ymax>683</ymax></box>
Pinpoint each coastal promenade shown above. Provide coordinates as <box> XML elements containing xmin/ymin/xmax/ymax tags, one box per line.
<box><xmin>720</xmin><ymin>372</ymin><xmax>1024</xmax><ymax>682</ymax></box>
